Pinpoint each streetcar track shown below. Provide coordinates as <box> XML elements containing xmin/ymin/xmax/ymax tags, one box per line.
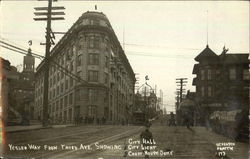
<box><xmin>32</xmin><ymin>126</ymin><xmax>143</xmax><ymax>159</ymax></box>
<box><xmin>25</xmin><ymin>127</ymin><xmax>129</xmax><ymax>158</ymax></box>
<box><xmin>5</xmin><ymin>126</ymin><xmax>131</xmax><ymax>159</ymax></box>
<box><xmin>10</xmin><ymin>126</ymin><xmax>115</xmax><ymax>145</ymax></box>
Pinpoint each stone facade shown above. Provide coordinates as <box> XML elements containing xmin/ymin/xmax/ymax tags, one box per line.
<box><xmin>35</xmin><ymin>11</ymin><xmax>136</xmax><ymax>124</ymax></box>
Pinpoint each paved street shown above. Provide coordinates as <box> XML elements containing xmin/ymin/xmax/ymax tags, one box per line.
<box><xmin>4</xmin><ymin>121</ymin><xmax>249</xmax><ymax>159</ymax></box>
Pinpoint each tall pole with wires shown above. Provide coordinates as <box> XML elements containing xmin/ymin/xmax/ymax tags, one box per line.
<box><xmin>33</xmin><ymin>0</ymin><xmax>65</xmax><ymax>126</ymax></box>
<box><xmin>176</xmin><ymin>78</ymin><xmax>187</xmax><ymax>104</ymax></box>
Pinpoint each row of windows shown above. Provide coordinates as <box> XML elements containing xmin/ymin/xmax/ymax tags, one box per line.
<box><xmin>48</xmin><ymin>105</ymin><xmax>98</xmax><ymax>120</ymax></box>
<box><xmin>201</xmin><ymin>86</ymin><xmax>213</xmax><ymax>97</ymax></box>
<box><xmin>80</xmin><ymin>18</ymin><xmax>109</xmax><ymax>28</ymax></box>
<box><xmin>79</xmin><ymin>53</ymin><xmax>109</xmax><ymax>66</ymax></box>
<box><xmin>49</xmin><ymin>108</ymin><xmax>73</xmax><ymax>123</ymax></box>
<box><xmin>48</xmin><ymin>78</ymin><xmax>73</xmax><ymax>98</ymax></box>
<box><xmin>37</xmin><ymin>71</ymin><xmax>109</xmax><ymax>100</ymax></box>
<box><xmin>48</xmin><ymin>53</ymin><xmax>109</xmax><ymax>87</ymax></box>
<box><xmin>110</xmin><ymin>68</ymin><xmax>130</xmax><ymax>95</ymax></box>
<box><xmin>49</xmin><ymin>92</ymin><xmax>74</xmax><ymax>113</ymax></box>
<box><xmin>229</xmin><ymin>68</ymin><xmax>249</xmax><ymax>80</ymax></box>
<box><xmin>75</xmin><ymin>89</ymin><xmax>99</xmax><ymax>102</ymax></box>
<box><xmin>199</xmin><ymin>68</ymin><xmax>249</xmax><ymax>81</ymax></box>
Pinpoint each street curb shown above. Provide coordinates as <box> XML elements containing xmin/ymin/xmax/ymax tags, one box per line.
<box><xmin>5</xmin><ymin>126</ymin><xmax>50</xmax><ymax>133</ymax></box>
<box><xmin>5</xmin><ymin>125</ymin><xmax>75</xmax><ymax>133</ymax></box>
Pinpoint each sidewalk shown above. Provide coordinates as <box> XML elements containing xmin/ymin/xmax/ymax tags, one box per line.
<box><xmin>5</xmin><ymin>124</ymin><xmax>75</xmax><ymax>133</ymax></box>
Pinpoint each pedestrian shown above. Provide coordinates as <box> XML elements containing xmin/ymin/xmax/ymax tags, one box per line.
<box><xmin>101</xmin><ymin>116</ymin><xmax>105</xmax><ymax>125</ymax></box>
<box><xmin>140</xmin><ymin>123</ymin><xmax>154</xmax><ymax>158</ymax></box>
<box><xmin>79</xmin><ymin>116</ymin><xmax>82</xmax><ymax>124</ymax></box>
<box><xmin>74</xmin><ymin>116</ymin><xmax>78</xmax><ymax>126</ymax></box>
<box><xmin>97</xmin><ymin>118</ymin><xmax>99</xmax><ymax>125</ymax></box>
<box><xmin>84</xmin><ymin>116</ymin><xmax>87</xmax><ymax>124</ymax></box>
<box><xmin>185</xmin><ymin>117</ymin><xmax>190</xmax><ymax>129</ymax></box>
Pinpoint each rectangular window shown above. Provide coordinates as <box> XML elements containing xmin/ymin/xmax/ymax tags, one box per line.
<box><xmin>88</xmin><ymin>70</ymin><xmax>98</xmax><ymax>82</ymax></box>
<box><xmin>77</xmin><ymin>54</ymin><xmax>82</xmax><ymax>66</ymax></box>
<box><xmin>208</xmin><ymin>86</ymin><xmax>212</xmax><ymax>97</ymax></box>
<box><xmin>53</xmin><ymin>75</ymin><xmax>56</xmax><ymax>84</ymax></box>
<box><xmin>201</xmin><ymin>87</ymin><xmax>205</xmax><ymax>97</ymax></box>
<box><xmin>56</xmin><ymin>85</ymin><xmax>59</xmax><ymax>96</ymax></box>
<box><xmin>229</xmin><ymin>68</ymin><xmax>236</xmax><ymax>80</ymax></box>
<box><xmin>57</xmin><ymin>72</ymin><xmax>60</xmax><ymax>82</ymax></box>
<box><xmin>200</xmin><ymin>70</ymin><xmax>205</xmax><ymax>80</ymax></box>
<box><xmin>49</xmin><ymin>90</ymin><xmax>51</xmax><ymax>99</ymax></box>
<box><xmin>89</xmin><ymin>37</ymin><xmax>95</xmax><ymax>48</ymax></box>
<box><xmin>90</xmin><ymin>19</ymin><xmax>99</xmax><ymax>25</ymax></box>
<box><xmin>64</xmin><ymin>95</ymin><xmax>68</xmax><ymax>107</ymax></box>
<box><xmin>52</xmin><ymin>103</ymin><xmax>55</xmax><ymax>113</ymax></box>
<box><xmin>56</xmin><ymin>100</ymin><xmax>59</xmax><ymax>111</ymax></box>
<box><xmin>60</xmin><ymin>98</ymin><xmax>63</xmax><ymax>110</ymax></box>
<box><xmin>69</xmin><ymin>93</ymin><xmax>73</xmax><ymax>105</ymax></box>
<box><xmin>104</xmin><ymin>39</ymin><xmax>109</xmax><ymax>51</ymax></box>
<box><xmin>49</xmin><ymin>78</ymin><xmax>52</xmax><ymax>87</ymax></box>
<box><xmin>65</xmin><ymin>79</ymin><xmax>68</xmax><ymax>90</ymax></box>
<box><xmin>66</xmin><ymin>49</ymin><xmax>71</xmax><ymax>61</ymax></box>
<box><xmin>70</xmin><ymin>61</ymin><xmax>74</xmax><ymax>71</ymax></box>
<box><xmin>88</xmin><ymin>36</ymin><xmax>100</xmax><ymax>48</ymax></box>
<box><xmin>243</xmin><ymin>69</ymin><xmax>250</xmax><ymax>80</ymax></box>
<box><xmin>76</xmin><ymin>89</ymin><xmax>81</xmax><ymax>101</ymax></box>
<box><xmin>78</xmin><ymin>37</ymin><xmax>85</xmax><ymax>49</ymax></box>
<box><xmin>88</xmin><ymin>89</ymin><xmax>98</xmax><ymax>102</ymax></box>
<box><xmin>88</xmin><ymin>105</ymin><xmax>96</xmax><ymax>117</ymax></box>
<box><xmin>70</xmin><ymin>77</ymin><xmax>73</xmax><ymax>87</ymax></box>
<box><xmin>60</xmin><ymin>82</ymin><xmax>64</xmax><ymax>93</ymax></box>
<box><xmin>207</xmin><ymin>69</ymin><xmax>212</xmax><ymax>80</ymax></box>
<box><xmin>105</xmin><ymin>56</ymin><xmax>108</xmax><ymax>68</ymax></box>
<box><xmin>104</xmin><ymin>73</ymin><xmax>108</xmax><ymax>84</ymax></box>
<box><xmin>88</xmin><ymin>53</ymin><xmax>99</xmax><ymax>65</ymax></box>
<box><xmin>48</xmin><ymin>104</ymin><xmax>51</xmax><ymax>114</ymax></box>
<box><xmin>53</xmin><ymin>88</ymin><xmax>55</xmax><ymax>98</ymax></box>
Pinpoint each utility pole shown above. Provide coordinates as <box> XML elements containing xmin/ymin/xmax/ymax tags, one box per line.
<box><xmin>34</xmin><ymin>0</ymin><xmax>65</xmax><ymax>127</ymax></box>
<box><xmin>176</xmin><ymin>78</ymin><xmax>187</xmax><ymax>103</ymax></box>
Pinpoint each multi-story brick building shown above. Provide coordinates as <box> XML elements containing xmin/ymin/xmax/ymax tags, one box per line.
<box><xmin>192</xmin><ymin>45</ymin><xmax>249</xmax><ymax>118</ymax></box>
<box><xmin>35</xmin><ymin>11</ymin><xmax>136</xmax><ymax>124</ymax></box>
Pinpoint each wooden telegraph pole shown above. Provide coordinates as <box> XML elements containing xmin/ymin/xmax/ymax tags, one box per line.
<box><xmin>176</xmin><ymin>78</ymin><xmax>188</xmax><ymax>103</ymax></box>
<box><xmin>34</xmin><ymin>0</ymin><xmax>65</xmax><ymax>126</ymax></box>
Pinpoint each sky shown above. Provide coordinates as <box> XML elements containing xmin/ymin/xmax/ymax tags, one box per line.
<box><xmin>0</xmin><ymin>1</ymin><xmax>249</xmax><ymax>112</ymax></box>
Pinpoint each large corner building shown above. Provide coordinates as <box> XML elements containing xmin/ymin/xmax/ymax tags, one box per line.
<box><xmin>35</xmin><ymin>11</ymin><xmax>136</xmax><ymax>124</ymax></box>
<box><xmin>192</xmin><ymin>45</ymin><xmax>249</xmax><ymax>120</ymax></box>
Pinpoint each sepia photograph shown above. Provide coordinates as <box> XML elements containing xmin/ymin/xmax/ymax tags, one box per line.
<box><xmin>0</xmin><ymin>1</ymin><xmax>249</xmax><ymax>159</ymax></box>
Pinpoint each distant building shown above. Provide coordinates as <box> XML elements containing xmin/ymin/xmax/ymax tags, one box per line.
<box><xmin>0</xmin><ymin>58</ymin><xmax>18</xmax><ymax>122</ymax></box>
<box><xmin>34</xmin><ymin>11</ymin><xmax>136</xmax><ymax>124</ymax></box>
<box><xmin>192</xmin><ymin>45</ymin><xmax>249</xmax><ymax>122</ymax></box>
<box><xmin>134</xmin><ymin>83</ymin><xmax>158</xmax><ymax>120</ymax></box>
<box><xmin>0</xmin><ymin>51</ymin><xmax>35</xmax><ymax>125</ymax></box>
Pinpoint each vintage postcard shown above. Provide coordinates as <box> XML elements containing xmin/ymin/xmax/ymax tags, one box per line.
<box><xmin>0</xmin><ymin>1</ymin><xmax>249</xmax><ymax>159</ymax></box>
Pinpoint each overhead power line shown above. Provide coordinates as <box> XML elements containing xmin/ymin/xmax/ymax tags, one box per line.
<box><xmin>126</xmin><ymin>51</ymin><xmax>194</xmax><ymax>59</ymax></box>
<box><xmin>125</xmin><ymin>43</ymin><xmax>201</xmax><ymax>50</ymax></box>
<box><xmin>0</xmin><ymin>37</ymin><xmax>45</xmax><ymax>55</ymax></box>
<box><xmin>0</xmin><ymin>40</ymin><xmax>87</xmax><ymax>85</ymax></box>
